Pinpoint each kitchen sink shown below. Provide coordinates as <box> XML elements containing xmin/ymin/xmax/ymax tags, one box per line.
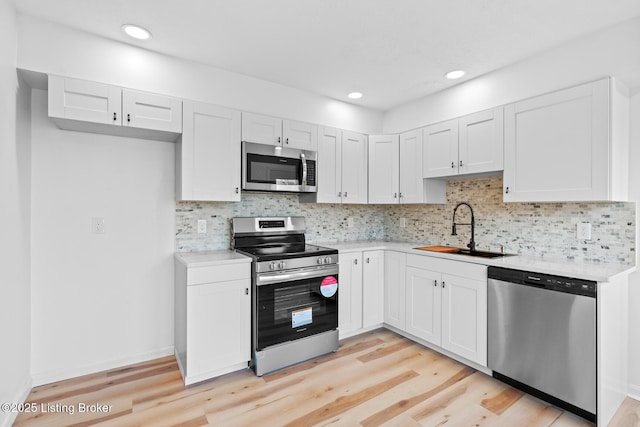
<box><xmin>414</xmin><ymin>246</ymin><xmax>514</xmax><ymax>258</ymax></box>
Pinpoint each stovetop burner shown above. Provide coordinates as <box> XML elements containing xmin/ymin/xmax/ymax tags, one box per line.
<box><xmin>231</xmin><ymin>216</ymin><xmax>337</xmax><ymax>263</ymax></box>
<box><xmin>236</xmin><ymin>243</ymin><xmax>337</xmax><ymax>262</ymax></box>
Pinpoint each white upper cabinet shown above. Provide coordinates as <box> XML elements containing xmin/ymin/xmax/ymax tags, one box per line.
<box><xmin>423</xmin><ymin>119</ymin><xmax>459</xmax><ymax>178</ymax></box>
<box><xmin>122</xmin><ymin>89</ymin><xmax>183</xmax><ymax>133</ymax></box>
<box><xmin>504</xmin><ymin>77</ymin><xmax>629</xmax><ymax>202</ymax></box>
<box><xmin>368</xmin><ymin>132</ymin><xmax>446</xmax><ymax>204</ymax></box>
<box><xmin>283</xmin><ymin>119</ymin><xmax>318</xmax><ymax>150</ymax></box>
<box><xmin>341</xmin><ymin>130</ymin><xmax>368</xmax><ymax>204</ymax></box>
<box><xmin>48</xmin><ymin>76</ymin><xmax>122</xmax><ymax>125</ymax></box>
<box><xmin>400</xmin><ymin>130</ymin><xmax>446</xmax><ymax>204</ymax></box>
<box><xmin>314</xmin><ymin>126</ymin><xmax>343</xmax><ymax>203</ymax></box>
<box><xmin>241</xmin><ymin>112</ymin><xmax>317</xmax><ymax>150</ymax></box>
<box><xmin>176</xmin><ymin>101</ymin><xmax>241</xmax><ymax>202</ymax></box>
<box><xmin>423</xmin><ymin>108</ymin><xmax>504</xmax><ymax>178</ymax></box>
<box><xmin>458</xmin><ymin>108</ymin><xmax>504</xmax><ymax>175</ymax></box>
<box><xmin>48</xmin><ymin>75</ymin><xmax>182</xmax><ymax>141</ymax></box>
<box><xmin>368</xmin><ymin>134</ymin><xmax>400</xmax><ymax>204</ymax></box>
<box><xmin>241</xmin><ymin>112</ymin><xmax>282</xmax><ymax>146</ymax></box>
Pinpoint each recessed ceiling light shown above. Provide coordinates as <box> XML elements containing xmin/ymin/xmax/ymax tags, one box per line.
<box><xmin>121</xmin><ymin>24</ymin><xmax>152</xmax><ymax>40</ymax></box>
<box><xmin>445</xmin><ymin>70</ymin><xmax>465</xmax><ymax>80</ymax></box>
<box><xmin>347</xmin><ymin>92</ymin><xmax>363</xmax><ymax>100</ymax></box>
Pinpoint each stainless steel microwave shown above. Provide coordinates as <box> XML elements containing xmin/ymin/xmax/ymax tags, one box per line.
<box><xmin>242</xmin><ymin>141</ymin><xmax>317</xmax><ymax>193</ymax></box>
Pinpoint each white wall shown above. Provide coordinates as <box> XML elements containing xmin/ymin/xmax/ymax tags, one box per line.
<box><xmin>29</xmin><ymin>89</ymin><xmax>175</xmax><ymax>385</ymax></box>
<box><xmin>383</xmin><ymin>17</ymin><xmax>640</xmax><ymax>132</ymax></box>
<box><xmin>16</xmin><ymin>15</ymin><xmax>383</xmax><ymax>135</ymax></box>
<box><xmin>0</xmin><ymin>0</ymin><xmax>32</xmax><ymax>426</ymax></box>
<box><xmin>383</xmin><ymin>17</ymin><xmax>640</xmax><ymax>395</ymax></box>
<box><xmin>629</xmin><ymin>93</ymin><xmax>640</xmax><ymax>399</ymax></box>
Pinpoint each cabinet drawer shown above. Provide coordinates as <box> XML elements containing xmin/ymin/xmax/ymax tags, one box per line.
<box><xmin>187</xmin><ymin>263</ymin><xmax>250</xmax><ymax>286</ymax></box>
<box><xmin>407</xmin><ymin>254</ymin><xmax>486</xmax><ymax>280</ymax></box>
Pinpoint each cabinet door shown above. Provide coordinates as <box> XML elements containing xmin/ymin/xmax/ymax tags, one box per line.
<box><xmin>405</xmin><ymin>267</ymin><xmax>441</xmax><ymax>345</ymax></box>
<box><xmin>186</xmin><ymin>279</ymin><xmax>250</xmax><ymax>377</ymax></box>
<box><xmin>399</xmin><ymin>129</ymin><xmax>424</xmax><ymax>204</ymax></box>
<box><xmin>384</xmin><ymin>251</ymin><xmax>406</xmax><ymax>330</ymax></box>
<box><xmin>122</xmin><ymin>89</ymin><xmax>183</xmax><ymax>133</ymax></box>
<box><xmin>458</xmin><ymin>107</ymin><xmax>504</xmax><ymax>175</ymax></box>
<box><xmin>316</xmin><ymin>126</ymin><xmax>343</xmax><ymax>203</ymax></box>
<box><xmin>341</xmin><ymin>131</ymin><xmax>368</xmax><ymax>204</ymax></box>
<box><xmin>338</xmin><ymin>252</ymin><xmax>363</xmax><ymax>337</ymax></box>
<box><xmin>441</xmin><ymin>273</ymin><xmax>487</xmax><ymax>366</ymax></box>
<box><xmin>283</xmin><ymin>119</ymin><xmax>318</xmax><ymax>151</ymax></box>
<box><xmin>423</xmin><ymin>119</ymin><xmax>458</xmax><ymax>178</ymax></box>
<box><xmin>178</xmin><ymin>101</ymin><xmax>241</xmax><ymax>201</ymax></box>
<box><xmin>503</xmin><ymin>79</ymin><xmax>609</xmax><ymax>202</ymax></box>
<box><xmin>241</xmin><ymin>112</ymin><xmax>282</xmax><ymax>146</ymax></box>
<box><xmin>48</xmin><ymin>75</ymin><xmax>122</xmax><ymax>125</ymax></box>
<box><xmin>368</xmin><ymin>135</ymin><xmax>400</xmax><ymax>204</ymax></box>
<box><xmin>362</xmin><ymin>250</ymin><xmax>385</xmax><ymax>328</ymax></box>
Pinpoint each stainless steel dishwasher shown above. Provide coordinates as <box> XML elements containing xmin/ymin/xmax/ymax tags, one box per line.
<box><xmin>487</xmin><ymin>267</ymin><xmax>596</xmax><ymax>422</ymax></box>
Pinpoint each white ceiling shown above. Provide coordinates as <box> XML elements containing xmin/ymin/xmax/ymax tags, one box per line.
<box><xmin>12</xmin><ymin>0</ymin><xmax>640</xmax><ymax>111</ymax></box>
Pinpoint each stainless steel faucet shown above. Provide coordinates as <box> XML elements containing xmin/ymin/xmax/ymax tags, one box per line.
<box><xmin>452</xmin><ymin>202</ymin><xmax>476</xmax><ymax>252</ymax></box>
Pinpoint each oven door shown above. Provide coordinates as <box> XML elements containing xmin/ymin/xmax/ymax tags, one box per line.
<box><xmin>255</xmin><ymin>265</ymin><xmax>338</xmax><ymax>350</ymax></box>
<box><xmin>242</xmin><ymin>141</ymin><xmax>317</xmax><ymax>193</ymax></box>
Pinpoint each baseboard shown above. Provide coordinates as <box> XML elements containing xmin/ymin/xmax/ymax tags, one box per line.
<box><xmin>628</xmin><ymin>384</ymin><xmax>640</xmax><ymax>401</ymax></box>
<box><xmin>0</xmin><ymin>376</ymin><xmax>32</xmax><ymax>427</ymax></box>
<box><xmin>31</xmin><ymin>346</ymin><xmax>175</xmax><ymax>387</ymax></box>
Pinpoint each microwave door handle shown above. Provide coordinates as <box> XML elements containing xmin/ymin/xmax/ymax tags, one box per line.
<box><xmin>300</xmin><ymin>152</ymin><xmax>307</xmax><ymax>186</ymax></box>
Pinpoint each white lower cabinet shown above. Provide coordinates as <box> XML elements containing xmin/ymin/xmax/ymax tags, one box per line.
<box><xmin>383</xmin><ymin>251</ymin><xmax>407</xmax><ymax>330</ymax></box>
<box><xmin>338</xmin><ymin>252</ymin><xmax>363</xmax><ymax>337</ymax></box>
<box><xmin>404</xmin><ymin>254</ymin><xmax>488</xmax><ymax>367</ymax></box>
<box><xmin>175</xmin><ymin>260</ymin><xmax>251</xmax><ymax>385</ymax></box>
<box><xmin>362</xmin><ymin>250</ymin><xmax>385</xmax><ymax>328</ymax></box>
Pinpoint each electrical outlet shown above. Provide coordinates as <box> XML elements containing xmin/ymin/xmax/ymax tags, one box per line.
<box><xmin>91</xmin><ymin>217</ymin><xmax>105</xmax><ymax>234</ymax></box>
<box><xmin>577</xmin><ymin>222</ymin><xmax>592</xmax><ymax>240</ymax></box>
<box><xmin>400</xmin><ymin>217</ymin><xmax>407</xmax><ymax>228</ymax></box>
<box><xmin>197</xmin><ymin>219</ymin><xmax>207</xmax><ymax>234</ymax></box>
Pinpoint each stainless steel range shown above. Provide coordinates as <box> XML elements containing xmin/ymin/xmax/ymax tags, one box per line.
<box><xmin>231</xmin><ymin>216</ymin><xmax>339</xmax><ymax>376</ymax></box>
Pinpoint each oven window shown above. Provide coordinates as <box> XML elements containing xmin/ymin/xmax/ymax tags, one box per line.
<box><xmin>256</xmin><ymin>275</ymin><xmax>338</xmax><ymax>350</ymax></box>
<box><xmin>247</xmin><ymin>153</ymin><xmax>300</xmax><ymax>185</ymax></box>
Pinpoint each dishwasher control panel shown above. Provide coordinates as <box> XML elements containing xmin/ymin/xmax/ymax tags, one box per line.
<box><xmin>488</xmin><ymin>267</ymin><xmax>596</xmax><ymax>297</ymax></box>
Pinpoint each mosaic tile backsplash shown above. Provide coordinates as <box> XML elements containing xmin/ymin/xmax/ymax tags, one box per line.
<box><xmin>176</xmin><ymin>175</ymin><xmax>635</xmax><ymax>265</ymax></box>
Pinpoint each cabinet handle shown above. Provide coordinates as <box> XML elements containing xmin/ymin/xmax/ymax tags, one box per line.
<box><xmin>235</xmin><ymin>187</ymin><xmax>239</xmax><ymax>194</ymax></box>
<box><xmin>286</xmin><ymin>138</ymin><xmax>289</xmax><ymax>144</ymax></box>
<box><xmin>245</xmin><ymin>288</ymin><xmax>249</xmax><ymax>295</ymax></box>
<box><xmin>366</xmin><ymin>258</ymin><xmax>370</xmax><ymax>263</ymax></box>
<box><xmin>113</xmin><ymin>112</ymin><xmax>117</xmax><ymax>121</ymax></box>
<box><xmin>394</xmin><ymin>193</ymin><xmax>397</xmax><ymax>198</ymax></box>
<box><xmin>338</xmin><ymin>191</ymin><xmax>342</xmax><ymax>198</ymax></box>
<box><xmin>354</xmin><ymin>258</ymin><xmax>358</xmax><ymax>265</ymax></box>
<box><xmin>459</xmin><ymin>160</ymin><xmax>463</xmax><ymax>167</ymax></box>
<box><xmin>344</xmin><ymin>192</ymin><xmax>348</xmax><ymax>198</ymax></box>
<box><xmin>442</xmin><ymin>281</ymin><xmax>446</xmax><ymax>288</ymax></box>
<box><xmin>434</xmin><ymin>280</ymin><xmax>437</xmax><ymax>287</ymax></box>
<box><xmin>451</xmin><ymin>161</ymin><xmax>455</xmax><ymax>168</ymax></box>
<box><xmin>278</xmin><ymin>137</ymin><xmax>281</xmax><ymax>144</ymax></box>
<box><xmin>399</xmin><ymin>193</ymin><xmax>403</xmax><ymax>198</ymax></box>
<box><xmin>505</xmin><ymin>186</ymin><xmax>510</xmax><ymax>194</ymax></box>
<box><xmin>127</xmin><ymin>113</ymin><xmax>131</xmax><ymax>123</ymax></box>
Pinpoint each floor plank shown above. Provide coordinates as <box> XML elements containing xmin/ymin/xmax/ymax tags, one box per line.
<box><xmin>14</xmin><ymin>329</ymin><xmax>636</xmax><ymax>426</ymax></box>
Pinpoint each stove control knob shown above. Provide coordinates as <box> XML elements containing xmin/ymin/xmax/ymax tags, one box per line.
<box><xmin>269</xmin><ymin>262</ymin><xmax>276</xmax><ymax>271</ymax></box>
<box><xmin>317</xmin><ymin>257</ymin><xmax>323</xmax><ymax>265</ymax></box>
<box><xmin>323</xmin><ymin>256</ymin><xmax>331</xmax><ymax>264</ymax></box>
<box><xmin>278</xmin><ymin>261</ymin><xmax>286</xmax><ymax>270</ymax></box>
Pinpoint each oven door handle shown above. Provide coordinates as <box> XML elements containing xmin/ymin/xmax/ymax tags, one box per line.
<box><xmin>257</xmin><ymin>266</ymin><xmax>338</xmax><ymax>286</ymax></box>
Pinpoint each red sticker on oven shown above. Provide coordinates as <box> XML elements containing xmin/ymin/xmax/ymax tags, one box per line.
<box><xmin>320</xmin><ymin>276</ymin><xmax>338</xmax><ymax>297</ymax></box>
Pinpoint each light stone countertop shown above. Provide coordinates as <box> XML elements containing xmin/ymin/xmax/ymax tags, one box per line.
<box><xmin>318</xmin><ymin>240</ymin><xmax>635</xmax><ymax>283</ymax></box>
<box><xmin>174</xmin><ymin>250</ymin><xmax>252</xmax><ymax>268</ymax></box>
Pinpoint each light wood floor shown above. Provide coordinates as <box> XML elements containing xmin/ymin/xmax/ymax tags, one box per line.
<box><xmin>14</xmin><ymin>329</ymin><xmax>640</xmax><ymax>426</ymax></box>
